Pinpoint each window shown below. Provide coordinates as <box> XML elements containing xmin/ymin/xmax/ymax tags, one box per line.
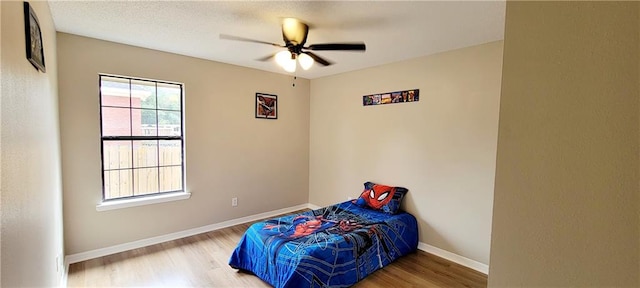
<box><xmin>99</xmin><ymin>75</ymin><xmax>185</xmax><ymax>201</ymax></box>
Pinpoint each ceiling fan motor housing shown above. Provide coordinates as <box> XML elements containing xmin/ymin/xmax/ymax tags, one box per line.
<box><xmin>282</xmin><ymin>18</ymin><xmax>309</xmax><ymax>46</ymax></box>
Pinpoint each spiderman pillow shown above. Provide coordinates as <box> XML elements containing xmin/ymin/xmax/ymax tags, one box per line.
<box><xmin>354</xmin><ymin>181</ymin><xmax>408</xmax><ymax>214</ymax></box>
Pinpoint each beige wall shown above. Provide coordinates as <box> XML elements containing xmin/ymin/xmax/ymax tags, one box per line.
<box><xmin>57</xmin><ymin>33</ymin><xmax>310</xmax><ymax>254</ymax></box>
<box><xmin>1</xmin><ymin>1</ymin><xmax>64</xmax><ymax>286</ymax></box>
<box><xmin>309</xmin><ymin>41</ymin><xmax>503</xmax><ymax>265</ymax></box>
<box><xmin>489</xmin><ymin>2</ymin><xmax>639</xmax><ymax>286</ymax></box>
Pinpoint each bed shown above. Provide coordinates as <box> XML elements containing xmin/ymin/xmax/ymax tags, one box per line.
<box><xmin>229</xmin><ymin>182</ymin><xmax>418</xmax><ymax>288</ymax></box>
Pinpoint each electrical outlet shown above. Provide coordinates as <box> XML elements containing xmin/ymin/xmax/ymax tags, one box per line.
<box><xmin>232</xmin><ymin>197</ymin><xmax>238</xmax><ymax>207</ymax></box>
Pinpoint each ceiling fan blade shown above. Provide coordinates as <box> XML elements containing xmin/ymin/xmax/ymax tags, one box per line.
<box><xmin>256</xmin><ymin>54</ymin><xmax>276</xmax><ymax>62</ymax></box>
<box><xmin>220</xmin><ymin>34</ymin><xmax>284</xmax><ymax>47</ymax></box>
<box><xmin>282</xmin><ymin>18</ymin><xmax>309</xmax><ymax>46</ymax></box>
<box><xmin>306</xmin><ymin>43</ymin><xmax>366</xmax><ymax>51</ymax></box>
<box><xmin>303</xmin><ymin>51</ymin><xmax>332</xmax><ymax>66</ymax></box>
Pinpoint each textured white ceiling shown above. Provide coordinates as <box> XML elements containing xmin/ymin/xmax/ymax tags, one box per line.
<box><xmin>48</xmin><ymin>1</ymin><xmax>506</xmax><ymax>79</ymax></box>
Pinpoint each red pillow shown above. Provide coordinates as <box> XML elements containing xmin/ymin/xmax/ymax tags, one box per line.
<box><xmin>354</xmin><ymin>181</ymin><xmax>408</xmax><ymax>214</ymax></box>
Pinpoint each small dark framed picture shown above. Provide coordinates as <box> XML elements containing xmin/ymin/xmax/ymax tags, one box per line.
<box><xmin>255</xmin><ymin>93</ymin><xmax>277</xmax><ymax>119</ymax></box>
<box><xmin>24</xmin><ymin>2</ymin><xmax>46</xmax><ymax>73</ymax></box>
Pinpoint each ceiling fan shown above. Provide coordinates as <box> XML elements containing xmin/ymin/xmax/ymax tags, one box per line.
<box><xmin>220</xmin><ymin>18</ymin><xmax>366</xmax><ymax>72</ymax></box>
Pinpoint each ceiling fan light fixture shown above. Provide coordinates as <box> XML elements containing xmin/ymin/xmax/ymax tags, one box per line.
<box><xmin>282</xmin><ymin>18</ymin><xmax>307</xmax><ymax>45</ymax></box>
<box><xmin>275</xmin><ymin>50</ymin><xmax>296</xmax><ymax>72</ymax></box>
<box><xmin>298</xmin><ymin>53</ymin><xmax>314</xmax><ymax>70</ymax></box>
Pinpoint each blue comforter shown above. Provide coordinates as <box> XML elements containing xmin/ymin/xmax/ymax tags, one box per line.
<box><xmin>228</xmin><ymin>201</ymin><xmax>419</xmax><ymax>288</ymax></box>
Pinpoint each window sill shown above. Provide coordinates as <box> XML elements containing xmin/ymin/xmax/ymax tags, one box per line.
<box><xmin>96</xmin><ymin>191</ymin><xmax>191</xmax><ymax>212</ymax></box>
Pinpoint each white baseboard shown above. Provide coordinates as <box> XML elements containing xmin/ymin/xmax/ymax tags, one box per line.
<box><xmin>417</xmin><ymin>242</ymin><xmax>489</xmax><ymax>274</ymax></box>
<box><xmin>308</xmin><ymin>203</ymin><xmax>322</xmax><ymax>210</ymax></box>
<box><xmin>307</xmin><ymin>203</ymin><xmax>488</xmax><ymax>274</ymax></box>
<box><xmin>65</xmin><ymin>203</ymin><xmax>311</xmax><ymax>265</ymax></box>
<box><xmin>310</xmin><ymin>203</ymin><xmax>488</xmax><ymax>274</ymax></box>
<box><xmin>63</xmin><ymin>203</ymin><xmax>488</xmax><ymax>281</ymax></box>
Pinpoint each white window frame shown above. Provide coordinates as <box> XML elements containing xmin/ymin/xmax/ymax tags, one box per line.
<box><xmin>97</xmin><ymin>74</ymin><xmax>189</xmax><ymax>211</ymax></box>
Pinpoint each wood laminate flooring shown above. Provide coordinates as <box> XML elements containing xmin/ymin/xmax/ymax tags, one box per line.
<box><xmin>68</xmin><ymin>211</ymin><xmax>487</xmax><ymax>287</ymax></box>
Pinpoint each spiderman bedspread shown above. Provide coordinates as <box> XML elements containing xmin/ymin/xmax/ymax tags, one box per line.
<box><xmin>228</xmin><ymin>201</ymin><xmax>419</xmax><ymax>288</ymax></box>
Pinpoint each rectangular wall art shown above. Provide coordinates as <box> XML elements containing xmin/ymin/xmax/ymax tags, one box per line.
<box><xmin>24</xmin><ymin>2</ymin><xmax>46</xmax><ymax>72</ymax></box>
<box><xmin>363</xmin><ymin>89</ymin><xmax>419</xmax><ymax>106</ymax></box>
<box><xmin>255</xmin><ymin>93</ymin><xmax>277</xmax><ymax>119</ymax></box>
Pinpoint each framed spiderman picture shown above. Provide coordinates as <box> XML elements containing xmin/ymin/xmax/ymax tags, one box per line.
<box><xmin>255</xmin><ymin>93</ymin><xmax>277</xmax><ymax>119</ymax></box>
